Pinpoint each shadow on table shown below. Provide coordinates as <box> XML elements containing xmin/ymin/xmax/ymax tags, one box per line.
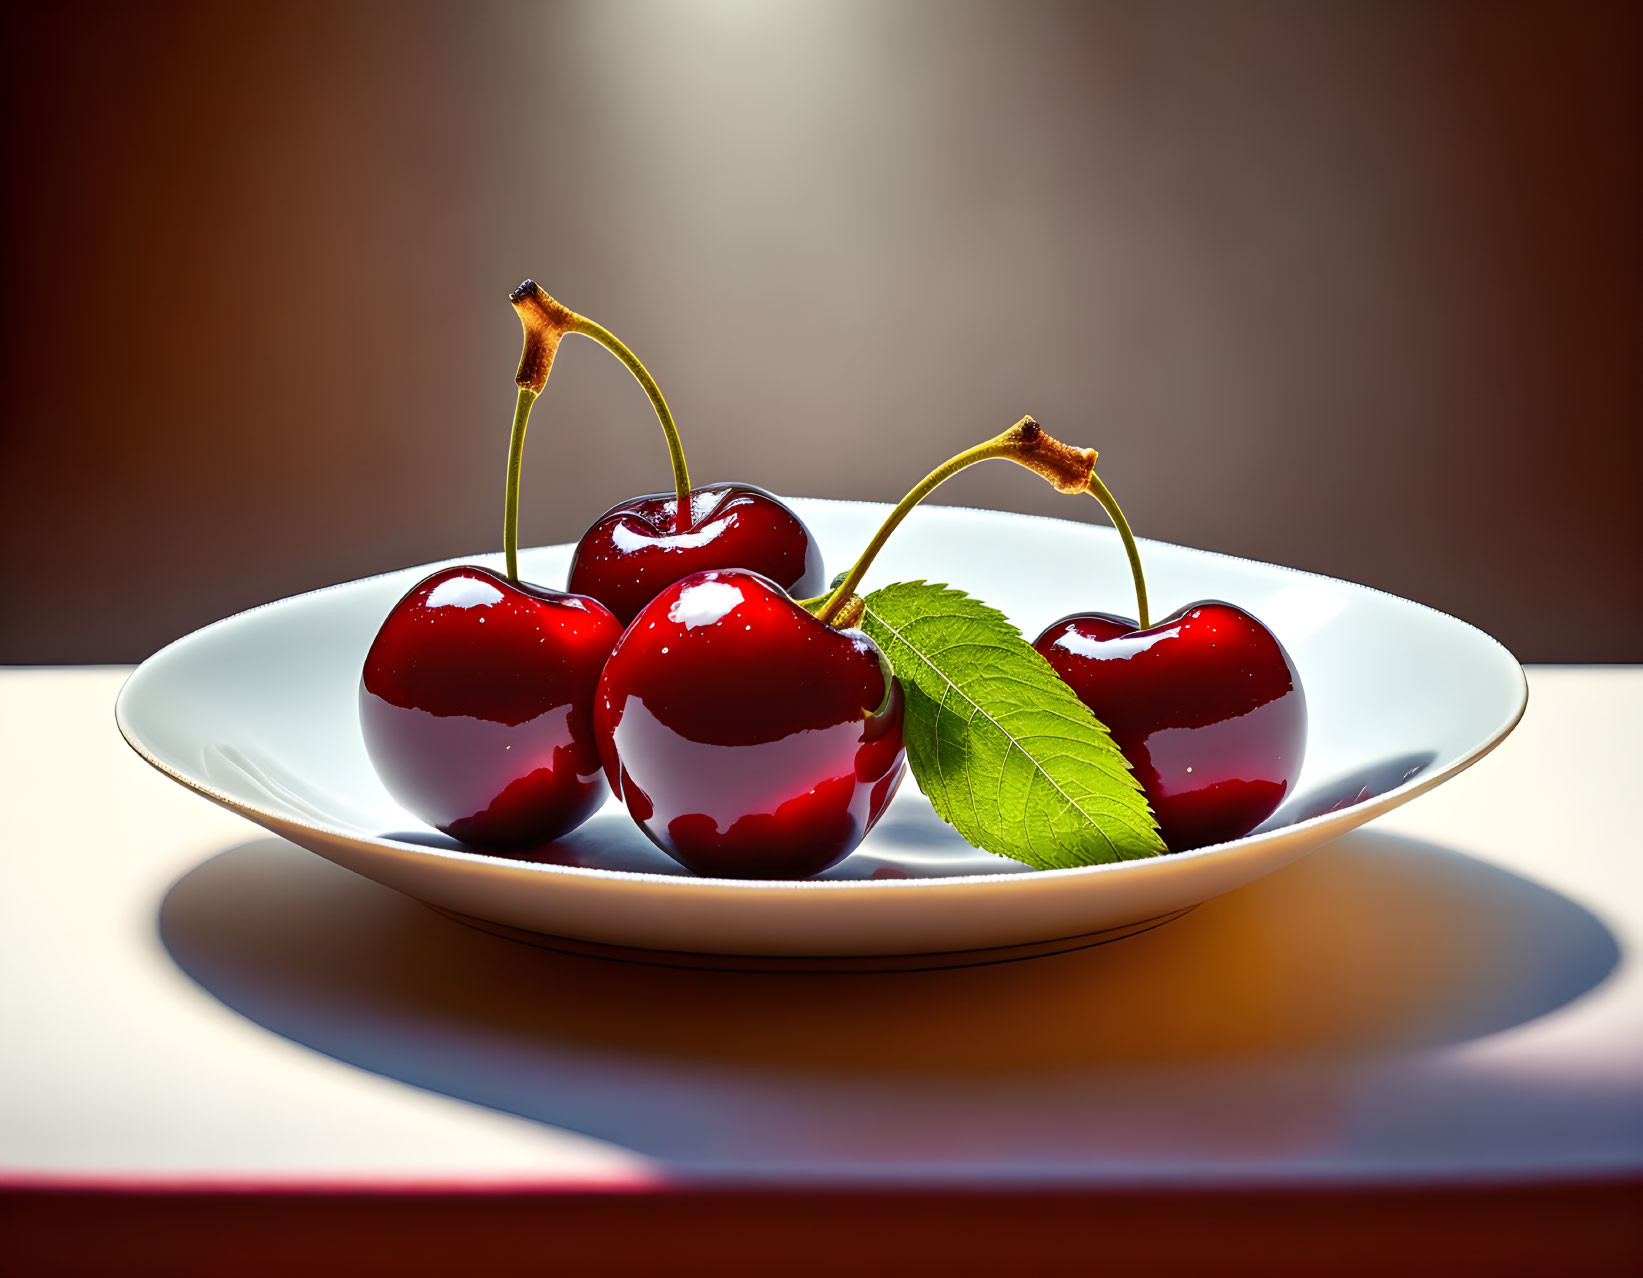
<box><xmin>158</xmin><ymin>832</ymin><xmax>1621</xmax><ymax>1169</ymax></box>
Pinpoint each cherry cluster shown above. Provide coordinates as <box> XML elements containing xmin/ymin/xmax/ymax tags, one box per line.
<box><xmin>360</xmin><ymin>282</ymin><xmax>1305</xmax><ymax>878</ymax></box>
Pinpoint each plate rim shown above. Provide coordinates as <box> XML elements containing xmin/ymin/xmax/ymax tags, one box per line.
<box><xmin>115</xmin><ymin>498</ymin><xmax>1529</xmax><ymax>893</ymax></box>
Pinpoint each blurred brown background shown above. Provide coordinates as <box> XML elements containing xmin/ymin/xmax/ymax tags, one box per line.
<box><xmin>2</xmin><ymin>0</ymin><xmax>1638</xmax><ymax>663</ymax></box>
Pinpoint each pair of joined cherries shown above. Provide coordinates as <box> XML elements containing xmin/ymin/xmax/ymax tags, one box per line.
<box><xmin>361</xmin><ymin>282</ymin><xmax>1305</xmax><ymax>878</ymax></box>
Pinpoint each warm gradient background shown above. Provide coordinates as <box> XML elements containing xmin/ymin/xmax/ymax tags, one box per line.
<box><xmin>2</xmin><ymin>0</ymin><xmax>1638</xmax><ymax>662</ymax></box>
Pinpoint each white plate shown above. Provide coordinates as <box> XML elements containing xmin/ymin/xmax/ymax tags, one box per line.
<box><xmin>117</xmin><ymin>501</ymin><xmax>1526</xmax><ymax>969</ymax></box>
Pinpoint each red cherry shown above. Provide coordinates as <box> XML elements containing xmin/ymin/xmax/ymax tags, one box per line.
<box><xmin>1033</xmin><ymin>602</ymin><xmax>1306</xmax><ymax>852</ymax></box>
<box><xmin>568</xmin><ymin>482</ymin><xmax>826</xmax><ymax>626</ymax></box>
<box><xmin>360</xmin><ymin>565</ymin><xmax>622</xmax><ymax>847</ymax></box>
<box><xmin>594</xmin><ymin>569</ymin><xmax>906</xmax><ymax>878</ymax></box>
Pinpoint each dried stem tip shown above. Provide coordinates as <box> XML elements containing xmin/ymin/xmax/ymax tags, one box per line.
<box><xmin>509</xmin><ymin>279</ymin><xmax>579</xmax><ymax>392</ymax></box>
<box><xmin>1000</xmin><ymin>416</ymin><xmax>1099</xmax><ymax>494</ymax></box>
<box><xmin>829</xmin><ymin>593</ymin><xmax>866</xmax><ymax>630</ymax></box>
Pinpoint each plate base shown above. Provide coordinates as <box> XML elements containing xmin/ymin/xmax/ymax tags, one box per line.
<box><xmin>427</xmin><ymin>905</ymin><xmax>1196</xmax><ymax>972</ymax></box>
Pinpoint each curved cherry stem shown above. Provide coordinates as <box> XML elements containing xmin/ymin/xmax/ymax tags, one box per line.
<box><xmin>1086</xmin><ymin>471</ymin><xmax>1149</xmax><ymax>629</ymax></box>
<box><xmin>502</xmin><ymin>282</ymin><xmax>694</xmax><ymax>582</ymax></box>
<box><xmin>808</xmin><ymin>417</ymin><xmax>1150</xmax><ymax>629</ymax></box>
<box><xmin>566</xmin><ymin>314</ymin><xmax>692</xmax><ymax>513</ymax></box>
<box><xmin>809</xmin><ymin>434</ymin><xmax>1029</xmax><ymax>625</ymax></box>
<box><xmin>808</xmin><ymin>416</ymin><xmax>1150</xmax><ymax>627</ymax></box>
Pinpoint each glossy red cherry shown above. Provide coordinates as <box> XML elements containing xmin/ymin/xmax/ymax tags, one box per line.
<box><xmin>1033</xmin><ymin>602</ymin><xmax>1306</xmax><ymax>851</ymax></box>
<box><xmin>568</xmin><ymin>482</ymin><xmax>826</xmax><ymax>625</ymax></box>
<box><xmin>361</xmin><ymin>565</ymin><xmax>622</xmax><ymax>847</ymax></box>
<box><xmin>594</xmin><ymin>569</ymin><xmax>906</xmax><ymax>878</ymax></box>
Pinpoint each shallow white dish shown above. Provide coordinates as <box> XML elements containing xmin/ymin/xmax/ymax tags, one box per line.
<box><xmin>118</xmin><ymin>501</ymin><xmax>1526</xmax><ymax>969</ymax></box>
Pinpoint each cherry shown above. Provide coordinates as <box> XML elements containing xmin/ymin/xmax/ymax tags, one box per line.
<box><xmin>594</xmin><ymin>569</ymin><xmax>905</xmax><ymax>878</ymax></box>
<box><xmin>361</xmin><ymin>565</ymin><xmax>621</xmax><ymax>846</ymax></box>
<box><xmin>1021</xmin><ymin>453</ymin><xmax>1307</xmax><ymax>851</ymax></box>
<box><xmin>1034</xmin><ymin>603</ymin><xmax>1306</xmax><ymax>851</ymax></box>
<box><xmin>594</xmin><ymin>416</ymin><xmax>1115</xmax><ymax>879</ymax></box>
<box><xmin>568</xmin><ymin>482</ymin><xmax>826</xmax><ymax>626</ymax></box>
<box><xmin>507</xmin><ymin>282</ymin><xmax>825</xmax><ymax>623</ymax></box>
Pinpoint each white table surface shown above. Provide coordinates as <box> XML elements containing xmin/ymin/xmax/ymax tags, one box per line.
<box><xmin>3</xmin><ymin>665</ymin><xmax>1640</xmax><ymax>1191</ymax></box>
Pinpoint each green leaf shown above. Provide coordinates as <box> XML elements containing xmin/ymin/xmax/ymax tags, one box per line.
<box><xmin>860</xmin><ymin>581</ymin><xmax>1165</xmax><ymax>869</ymax></box>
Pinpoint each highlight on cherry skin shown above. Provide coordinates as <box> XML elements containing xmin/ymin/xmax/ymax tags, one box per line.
<box><xmin>594</xmin><ymin>568</ymin><xmax>907</xmax><ymax>879</ymax></box>
<box><xmin>1033</xmin><ymin>601</ymin><xmax>1307</xmax><ymax>852</ymax></box>
<box><xmin>360</xmin><ymin>565</ymin><xmax>623</xmax><ymax>847</ymax></box>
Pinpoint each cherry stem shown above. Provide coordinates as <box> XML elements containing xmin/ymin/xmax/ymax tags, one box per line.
<box><xmin>1086</xmin><ymin>471</ymin><xmax>1150</xmax><ymax>629</ymax></box>
<box><xmin>565</xmin><ymin>315</ymin><xmax>692</xmax><ymax>514</ymax></box>
<box><xmin>502</xmin><ymin>282</ymin><xmax>694</xmax><ymax>580</ymax></box>
<box><xmin>502</xmin><ymin>386</ymin><xmax>539</xmax><ymax>583</ymax></box>
<box><xmin>809</xmin><ymin>435</ymin><xmax>1023</xmax><ymax>625</ymax></box>
<box><xmin>810</xmin><ymin>416</ymin><xmax>1149</xmax><ymax>626</ymax></box>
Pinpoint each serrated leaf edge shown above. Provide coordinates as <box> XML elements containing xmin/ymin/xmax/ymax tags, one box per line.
<box><xmin>862</xmin><ymin>581</ymin><xmax>1164</xmax><ymax>869</ymax></box>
